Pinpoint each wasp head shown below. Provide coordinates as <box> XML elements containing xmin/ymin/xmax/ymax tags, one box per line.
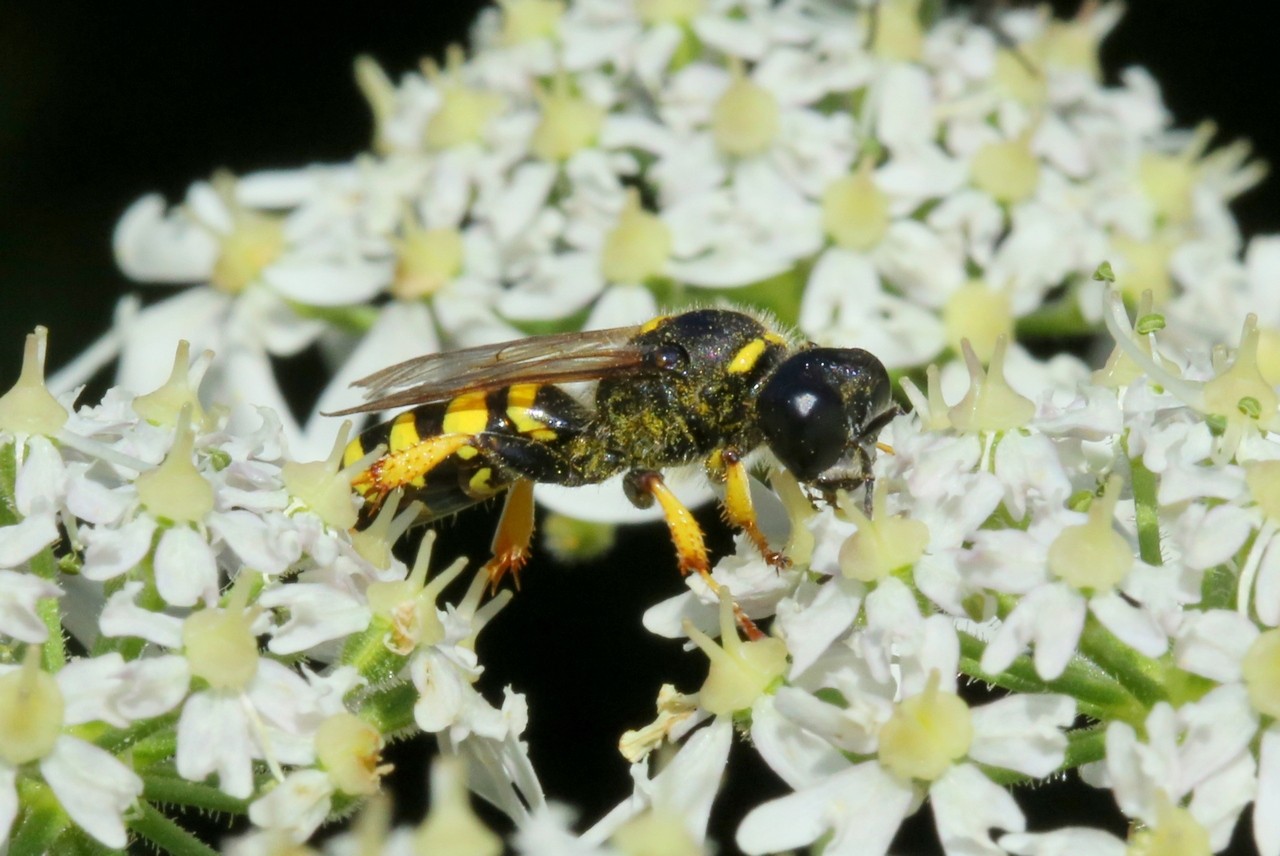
<box><xmin>757</xmin><ymin>347</ymin><xmax>895</xmax><ymax>503</ymax></box>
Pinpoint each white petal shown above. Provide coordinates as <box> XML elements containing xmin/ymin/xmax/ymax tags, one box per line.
<box><xmin>116</xmin><ymin>289</ymin><xmax>228</xmax><ymax>394</ymax></box>
<box><xmin>1000</xmin><ymin>828</ymin><xmax>1126</xmax><ymax>856</ymax></box>
<box><xmin>247</xmin><ymin>769</ymin><xmax>333</xmax><ymax>843</ymax></box>
<box><xmin>0</xmin><ymin>764</ymin><xmax>17</xmax><ymax>849</ymax></box>
<box><xmin>1256</xmin><ymin>726</ymin><xmax>1280</xmax><ymax>856</ymax></box>
<box><xmin>0</xmin><ymin>512</ymin><xmax>59</xmax><ymax>567</ymax></box>
<box><xmin>969</xmin><ymin>694</ymin><xmax>1075</xmax><ymax>778</ymax></box>
<box><xmin>80</xmin><ymin>516</ymin><xmax>157</xmax><ymax>581</ymax></box>
<box><xmin>736</xmin><ymin>762</ymin><xmax>913</xmax><ymax>856</ymax></box>
<box><xmin>932</xmin><ymin>764</ymin><xmax>1025</xmax><ymax>855</ymax></box>
<box><xmin>1089</xmin><ymin>591</ymin><xmax>1167</xmax><ymax>658</ymax></box>
<box><xmin>14</xmin><ymin>436</ymin><xmax>67</xmax><ymax>516</ymax></box>
<box><xmin>776</xmin><ymin>579</ymin><xmax>861</xmax><ymax>678</ymax></box>
<box><xmin>264</xmin><ymin>259</ymin><xmax>391</xmax><ymax>306</ymax></box>
<box><xmin>41</xmin><ymin>737</ymin><xmax>142</xmax><ymax>849</ymax></box>
<box><xmin>113</xmin><ymin>193</ymin><xmax>217</xmax><ymax>282</ymax></box>
<box><xmin>750</xmin><ymin>699</ymin><xmax>849</xmax><ymax>789</ymax></box>
<box><xmin>57</xmin><ymin>653</ymin><xmax>129</xmax><ymax>727</ymax></box>
<box><xmin>649</xmin><ymin>717</ymin><xmax>733</xmax><ymax>840</ymax></box>
<box><xmin>980</xmin><ymin>584</ymin><xmax>1084</xmax><ymax>681</ymax></box>
<box><xmin>177</xmin><ymin>690</ymin><xmax>256</xmax><ymax>798</ymax></box>
<box><xmin>0</xmin><ymin>569</ymin><xmax>61</xmax><ymax>643</ymax></box>
<box><xmin>154</xmin><ymin>525</ymin><xmax>218</xmax><ymax>607</ymax></box>
<box><xmin>99</xmin><ymin>581</ymin><xmax>185</xmax><ymax>648</ymax></box>
<box><xmin>1173</xmin><ymin>609</ymin><xmax>1257</xmax><ymax>683</ymax></box>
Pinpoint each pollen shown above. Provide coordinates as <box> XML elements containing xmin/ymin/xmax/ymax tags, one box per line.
<box><xmin>0</xmin><ymin>647</ymin><xmax>64</xmax><ymax>765</ymax></box>
<box><xmin>136</xmin><ymin>403</ymin><xmax>214</xmax><ymax>524</ymax></box>
<box><xmin>684</xmin><ymin>592</ymin><xmax>788</xmax><ymax>716</ymax></box>
<box><xmin>711</xmin><ymin>62</ymin><xmax>779</xmax><ymax>159</ymax></box>
<box><xmin>530</xmin><ymin>73</ymin><xmax>604</xmax><ymax>162</ymax></box>
<box><xmin>0</xmin><ymin>326</ymin><xmax>68</xmax><ymax>437</ymax></box>
<box><xmin>821</xmin><ymin>161</ymin><xmax>891</xmax><ymax>251</ymax></box>
<box><xmin>877</xmin><ymin>671</ymin><xmax>972</xmax><ymax>783</ymax></box>
<box><xmin>600</xmin><ymin>189</ymin><xmax>672</xmax><ymax>284</ymax></box>
<box><xmin>1048</xmin><ymin>475</ymin><xmax>1132</xmax><ymax>593</ymax></box>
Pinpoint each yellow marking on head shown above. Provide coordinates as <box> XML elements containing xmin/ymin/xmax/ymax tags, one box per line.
<box><xmin>764</xmin><ymin>331</ymin><xmax>788</xmax><ymax>347</ymax></box>
<box><xmin>506</xmin><ymin>383</ymin><xmax>558</xmax><ymax>441</ymax></box>
<box><xmin>388</xmin><ymin>411</ymin><xmax>421</xmax><ymax>453</ymax></box>
<box><xmin>728</xmin><ymin>338</ymin><xmax>767</xmax><ymax>374</ymax></box>
<box><xmin>639</xmin><ymin>315</ymin><xmax>669</xmax><ymax>334</ymax></box>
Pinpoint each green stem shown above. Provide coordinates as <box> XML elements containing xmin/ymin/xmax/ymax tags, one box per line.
<box><xmin>10</xmin><ymin>780</ymin><xmax>68</xmax><ymax>855</ymax></box>
<box><xmin>1015</xmin><ymin>292</ymin><xmax>1097</xmax><ymax>339</ymax></box>
<box><xmin>958</xmin><ymin>631</ymin><xmax>1146</xmax><ymax>725</ymax></box>
<box><xmin>141</xmin><ymin>773</ymin><xmax>249</xmax><ymax>815</ymax></box>
<box><xmin>1126</xmin><ymin>438</ymin><xmax>1164</xmax><ymax>566</ymax></box>
<box><xmin>341</xmin><ymin>617</ymin><xmax>408</xmax><ymax>684</ymax></box>
<box><xmin>360</xmin><ymin>680</ymin><xmax>420</xmax><ymax>736</ymax></box>
<box><xmin>1075</xmin><ymin>616</ymin><xmax>1167</xmax><ymax>709</ymax></box>
<box><xmin>128</xmin><ymin>802</ymin><xmax>219</xmax><ymax>856</ymax></box>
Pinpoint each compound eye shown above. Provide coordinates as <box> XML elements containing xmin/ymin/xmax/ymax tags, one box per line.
<box><xmin>646</xmin><ymin>343</ymin><xmax>688</xmax><ymax>372</ymax></box>
<box><xmin>758</xmin><ymin>374</ymin><xmax>848</xmax><ymax>481</ymax></box>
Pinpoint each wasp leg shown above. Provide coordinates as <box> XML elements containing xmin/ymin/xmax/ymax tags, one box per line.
<box><xmin>353</xmin><ymin>433</ymin><xmax>478</xmax><ymax>512</ymax></box>
<box><xmin>712</xmin><ymin>448</ymin><xmax>791</xmax><ymax>570</ymax></box>
<box><xmin>624</xmin><ymin>470</ymin><xmax>764</xmax><ymax>641</ymax></box>
<box><xmin>483</xmin><ymin>478</ymin><xmax>535</xmax><ymax>590</ymax></box>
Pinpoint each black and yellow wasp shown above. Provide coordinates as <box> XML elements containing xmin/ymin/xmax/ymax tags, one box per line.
<box><xmin>333</xmin><ymin>309</ymin><xmax>894</xmax><ymax>611</ymax></box>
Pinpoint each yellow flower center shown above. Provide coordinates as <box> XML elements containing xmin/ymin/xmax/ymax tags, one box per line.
<box><xmin>282</xmin><ymin>424</ymin><xmax>360</xmax><ymax>530</ymax></box>
<box><xmin>499</xmin><ymin>0</ymin><xmax>564</xmax><ymax>44</ymax></box>
<box><xmin>392</xmin><ymin>224</ymin><xmax>466</xmax><ymax>300</ymax></box>
<box><xmin>530</xmin><ymin>74</ymin><xmax>604</xmax><ymax>162</ymax></box>
<box><xmin>970</xmin><ymin>131</ymin><xmax>1041</xmax><ymax>204</ymax></box>
<box><xmin>636</xmin><ymin>0</ymin><xmax>702</xmax><ymax>25</ymax></box>
<box><xmin>878</xmin><ymin>671</ymin><xmax>972</xmax><ymax>782</ymax></box>
<box><xmin>1049</xmin><ymin>476</ymin><xmax>1132</xmax><ymax>592</ymax></box>
<box><xmin>0</xmin><ymin>648</ymin><xmax>65</xmax><ymax>765</ymax></box>
<box><xmin>948</xmin><ymin>336</ymin><xmax>1035</xmax><ymax>432</ymax></box>
<box><xmin>711</xmin><ymin>65</ymin><xmax>778</xmax><ymax>158</ymax></box>
<box><xmin>685</xmin><ymin>594</ymin><xmax>788</xmax><ymax>716</ymax></box>
<box><xmin>838</xmin><ymin>486</ymin><xmax>929</xmax><ymax>582</ymax></box>
<box><xmin>0</xmin><ymin>326</ymin><xmax>68</xmax><ymax>437</ymax></box>
<box><xmin>211</xmin><ymin>209</ymin><xmax>285</xmax><ymax>295</ymax></box>
<box><xmin>867</xmin><ymin>0</ymin><xmax>923</xmax><ymax>62</ymax></box>
<box><xmin>316</xmin><ymin>713</ymin><xmax>388</xmax><ymax>796</ymax></box>
<box><xmin>423</xmin><ymin>47</ymin><xmax>502</xmax><ymax>151</ymax></box>
<box><xmin>822</xmin><ymin>163</ymin><xmax>891</xmax><ymax>251</ymax></box>
<box><xmin>943</xmin><ymin>280</ymin><xmax>1014</xmax><ymax>364</ymax></box>
<box><xmin>600</xmin><ymin>190</ymin><xmax>672</xmax><ymax>283</ymax></box>
<box><xmin>133</xmin><ymin>340</ymin><xmax>206</xmax><ymax>427</ymax></box>
<box><xmin>136</xmin><ymin>404</ymin><xmax>214</xmax><ymax>524</ymax></box>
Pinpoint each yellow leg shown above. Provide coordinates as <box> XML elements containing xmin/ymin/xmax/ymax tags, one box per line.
<box><xmin>484</xmin><ymin>478</ymin><xmax>536</xmax><ymax>590</ymax></box>
<box><xmin>716</xmin><ymin>448</ymin><xmax>790</xmax><ymax>569</ymax></box>
<box><xmin>627</xmin><ymin>470</ymin><xmax>764</xmax><ymax>640</ymax></box>
<box><xmin>352</xmin><ymin>433</ymin><xmax>475</xmax><ymax>511</ymax></box>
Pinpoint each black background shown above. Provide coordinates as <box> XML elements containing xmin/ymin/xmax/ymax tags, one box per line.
<box><xmin>1</xmin><ymin>2</ymin><xmax>1274</xmax><ymax>852</ymax></box>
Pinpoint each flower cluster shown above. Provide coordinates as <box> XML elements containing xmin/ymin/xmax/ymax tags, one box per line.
<box><xmin>70</xmin><ymin>0</ymin><xmax>1263</xmax><ymax>464</ymax></box>
<box><xmin>0</xmin><ymin>330</ymin><xmax>531</xmax><ymax>852</ymax></box>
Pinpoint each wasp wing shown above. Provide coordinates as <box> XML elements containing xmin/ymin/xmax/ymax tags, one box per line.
<box><xmin>325</xmin><ymin>324</ymin><xmax>647</xmax><ymax>416</ymax></box>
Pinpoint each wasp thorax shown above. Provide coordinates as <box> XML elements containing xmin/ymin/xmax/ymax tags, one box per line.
<box><xmin>757</xmin><ymin>348</ymin><xmax>893</xmax><ymax>491</ymax></box>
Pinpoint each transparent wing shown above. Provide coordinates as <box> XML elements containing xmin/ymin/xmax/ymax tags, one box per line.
<box><xmin>325</xmin><ymin>324</ymin><xmax>647</xmax><ymax>416</ymax></box>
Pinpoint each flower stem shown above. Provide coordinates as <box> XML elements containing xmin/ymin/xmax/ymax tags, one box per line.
<box><xmin>129</xmin><ymin>801</ymin><xmax>220</xmax><ymax>856</ymax></box>
<box><xmin>10</xmin><ymin>780</ymin><xmax>67</xmax><ymax>855</ymax></box>
<box><xmin>141</xmin><ymin>771</ymin><xmax>249</xmax><ymax>814</ymax></box>
<box><xmin>958</xmin><ymin>631</ymin><xmax>1146</xmax><ymax>725</ymax></box>
<box><xmin>1126</xmin><ymin>436</ymin><xmax>1164</xmax><ymax>566</ymax></box>
<box><xmin>1075</xmin><ymin>615</ymin><xmax>1168</xmax><ymax>710</ymax></box>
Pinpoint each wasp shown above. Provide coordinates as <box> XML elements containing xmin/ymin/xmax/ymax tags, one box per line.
<box><xmin>331</xmin><ymin>309</ymin><xmax>895</xmax><ymax>609</ymax></box>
